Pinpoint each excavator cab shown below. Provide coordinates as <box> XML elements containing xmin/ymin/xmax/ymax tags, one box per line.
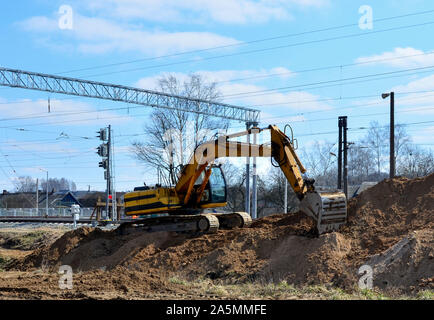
<box><xmin>208</xmin><ymin>166</ymin><xmax>227</xmax><ymax>204</ymax></box>
<box><xmin>195</xmin><ymin>166</ymin><xmax>227</xmax><ymax>206</ymax></box>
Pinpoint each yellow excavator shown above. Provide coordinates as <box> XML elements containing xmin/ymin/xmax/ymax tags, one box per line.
<box><xmin>120</xmin><ymin>125</ymin><xmax>347</xmax><ymax>235</ymax></box>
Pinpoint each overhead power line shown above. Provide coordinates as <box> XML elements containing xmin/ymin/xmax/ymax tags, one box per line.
<box><xmin>4</xmin><ymin>48</ymin><xmax>434</xmax><ymax>105</ymax></box>
<box><xmin>1</xmin><ymin>91</ymin><xmax>432</xmax><ymax>130</ymax></box>
<box><xmin>221</xmin><ymin>65</ymin><xmax>434</xmax><ymax>99</ymax></box>
<box><xmin>214</xmin><ymin>50</ymin><xmax>434</xmax><ymax>85</ymax></box>
<box><xmin>80</xmin><ymin>20</ymin><xmax>434</xmax><ymax>79</ymax></box>
<box><xmin>1</xmin><ymin>74</ymin><xmax>434</xmax><ymax>126</ymax></box>
<box><xmin>58</xmin><ymin>9</ymin><xmax>434</xmax><ymax>76</ymax></box>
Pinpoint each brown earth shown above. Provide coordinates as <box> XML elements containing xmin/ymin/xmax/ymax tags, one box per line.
<box><xmin>1</xmin><ymin>173</ymin><xmax>433</xmax><ymax>299</ymax></box>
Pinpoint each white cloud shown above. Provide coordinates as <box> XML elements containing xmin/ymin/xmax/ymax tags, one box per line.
<box><xmin>19</xmin><ymin>14</ymin><xmax>240</xmax><ymax>56</ymax></box>
<box><xmin>388</xmin><ymin>74</ymin><xmax>434</xmax><ymax>115</ymax></box>
<box><xmin>18</xmin><ymin>0</ymin><xmax>329</xmax><ymax>55</ymax></box>
<box><xmin>82</xmin><ymin>0</ymin><xmax>329</xmax><ymax>25</ymax></box>
<box><xmin>355</xmin><ymin>47</ymin><xmax>434</xmax><ymax>68</ymax></box>
<box><xmin>392</xmin><ymin>74</ymin><xmax>434</xmax><ymax>92</ymax></box>
<box><xmin>223</xmin><ymin>86</ymin><xmax>332</xmax><ymax>112</ymax></box>
<box><xmin>391</xmin><ymin>80</ymin><xmax>434</xmax><ymax>116</ymax></box>
<box><xmin>18</xmin><ymin>16</ymin><xmax>58</xmax><ymax>32</ymax></box>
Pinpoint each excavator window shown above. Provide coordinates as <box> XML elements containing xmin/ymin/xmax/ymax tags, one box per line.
<box><xmin>208</xmin><ymin>166</ymin><xmax>227</xmax><ymax>204</ymax></box>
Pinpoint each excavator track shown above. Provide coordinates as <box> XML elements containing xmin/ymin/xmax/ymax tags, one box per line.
<box><xmin>214</xmin><ymin>212</ymin><xmax>252</xmax><ymax>229</ymax></box>
<box><xmin>116</xmin><ymin>211</ymin><xmax>253</xmax><ymax>236</ymax></box>
<box><xmin>116</xmin><ymin>214</ymin><xmax>219</xmax><ymax>236</ymax></box>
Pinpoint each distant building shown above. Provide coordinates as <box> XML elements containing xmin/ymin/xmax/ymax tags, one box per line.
<box><xmin>0</xmin><ymin>190</ymin><xmax>125</xmax><ymax>209</ymax></box>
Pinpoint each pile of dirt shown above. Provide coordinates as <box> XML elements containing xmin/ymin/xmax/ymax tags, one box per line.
<box><xmin>344</xmin><ymin>173</ymin><xmax>434</xmax><ymax>257</ymax></box>
<box><xmin>8</xmin><ymin>173</ymin><xmax>434</xmax><ymax>294</ymax></box>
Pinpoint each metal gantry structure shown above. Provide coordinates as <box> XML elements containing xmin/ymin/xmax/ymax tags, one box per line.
<box><xmin>0</xmin><ymin>67</ymin><xmax>261</xmax><ymax>218</ymax></box>
<box><xmin>0</xmin><ymin>67</ymin><xmax>260</xmax><ymax>123</ymax></box>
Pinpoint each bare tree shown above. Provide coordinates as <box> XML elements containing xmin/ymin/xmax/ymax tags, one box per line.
<box><xmin>363</xmin><ymin>121</ymin><xmax>411</xmax><ymax>175</ymax></box>
<box><xmin>40</xmin><ymin>178</ymin><xmax>76</xmax><ymax>192</ymax></box>
<box><xmin>398</xmin><ymin>144</ymin><xmax>434</xmax><ymax>178</ymax></box>
<box><xmin>261</xmin><ymin>167</ymin><xmax>299</xmax><ymax>214</ymax></box>
<box><xmin>224</xmin><ymin>162</ymin><xmax>246</xmax><ymax>213</ymax></box>
<box><xmin>14</xmin><ymin>176</ymin><xmax>37</xmax><ymax>192</ymax></box>
<box><xmin>394</xmin><ymin>124</ymin><xmax>412</xmax><ymax>160</ymax></box>
<box><xmin>362</xmin><ymin>121</ymin><xmax>388</xmax><ymax>175</ymax></box>
<box><xmin>301</xmin><ymin>141</ymin><xmax>337</xmax><ymax>187</ymax></box>
<box><xmin>347</xmin><ymin>145</ymin><xmax>375</xmax><ymax>184</ymax></box>
<box><xmin>132</xmin><ymin>74</ymin><xmax>229</xmax><ymax>185</ymax></box>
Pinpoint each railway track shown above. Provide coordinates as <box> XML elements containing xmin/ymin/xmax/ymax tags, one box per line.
<box><xmin>0</xmin><ymin>216</ymin><xmax>130</xmax><ymax>225</ymax></box>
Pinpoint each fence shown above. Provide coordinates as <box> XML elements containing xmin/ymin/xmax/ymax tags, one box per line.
<box><xmin>0</xmin><ymin>207</ymin><xmax>94</xmax><ymax>217</ymax></box>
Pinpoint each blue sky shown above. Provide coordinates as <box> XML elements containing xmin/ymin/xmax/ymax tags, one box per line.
<box><xmin>0</xmin><ymin>0</ymin><xmax>433</xmax><ymax>192</ymax></box>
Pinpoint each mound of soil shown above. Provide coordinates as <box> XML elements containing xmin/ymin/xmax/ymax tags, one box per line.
<box><xmin>9</xmin><ymin>173</ymin><xmax>434</xmax><ymax>294</ymax></box>
<box><xmin>344</xmin><ymin>174</ymin><xmax>434</xmax><ymax>255</ymax></box>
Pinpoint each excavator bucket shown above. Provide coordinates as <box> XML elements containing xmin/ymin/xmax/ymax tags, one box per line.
<box><xmin>299</xmin><ymin>191</ymin><xmax>347</xmax><ymax>234</ymax></box>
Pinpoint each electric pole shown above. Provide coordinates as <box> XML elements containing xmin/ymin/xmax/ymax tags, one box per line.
<box><xmin>382</xmin><ymin>92</ymin><xmax>395</xmax><ymax>179</ymax></box>
<box><xmin>343</xmin><ymin>117</ymin><xmax>348</xmax><ymax>199</ymax></box>
<box><xmin>97</xmin><ymin>126</ymin><xmax>110</xmax><ymax>219</ymax></box>
<box><xmin>110</xmin><ymin>126</ymin><xmax>117</xmax><ymax>221</ymax></box>
<box><xmin>45</xmin><ymin>171</ymin><xmax>48</xmax><ymax>216</ymax></box>
<box><xmin>107</xmin><ymin>125</ymin><xmax>112</xmax><ymax>220</ymax></box>
<box><xmin>36</xmin><ymin>178</ymin><xmax>38</xmax><ymax>213</ymax></box>
<box><xmin>284</xmin><ymin>179</ymin><xmax>288</xmax><ymax>214</ymax></box>
<box><xmin>245</xmin><ymin>122</ymin><xmax>251</xmax><ymax>216</ymax></box>
<box><xmin>338</xmin><ymin>118</ymin><xmax>343</xmax><ymax>189</ymax></box>
<box><xmin>338</xmin><ymin>116</ymin><xmax>348</xmax><ymax>198</ymax></box>
<box><xmin>251</xmin><ymin>124</ymin><xmax>259</xmax><ymax>220</ymax></box>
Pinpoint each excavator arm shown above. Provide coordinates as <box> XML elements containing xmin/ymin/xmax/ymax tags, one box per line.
<box><xmin>268</xmin><ymin>124</ymin><xmax>308</xmax><ymax>198</ymax></box>
<box><xmin>174</xmin><ymin>125</ymin><xmax>347</xmax><ymax>234</ymax></box>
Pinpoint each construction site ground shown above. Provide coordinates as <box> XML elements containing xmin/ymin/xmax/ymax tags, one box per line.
<box><xmin>0</xmin><ymin>174</ymin><xmax>433</xmax><ymax>300</ymax></box>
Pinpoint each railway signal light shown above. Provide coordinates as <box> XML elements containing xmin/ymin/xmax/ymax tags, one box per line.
<box><xmin>97</xmin><ymin>128</ymin><xmax>108</xmax><ymax>141</ymax></box>
<box><xmin>99</xmin><ymin>159</ymin><xmax>108</xmax><ymax>169</ymax></box>
<box><xmin>97</xmin><ymin>144</ymin><xmax>108</xmax><ymax>157</ymax></box>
